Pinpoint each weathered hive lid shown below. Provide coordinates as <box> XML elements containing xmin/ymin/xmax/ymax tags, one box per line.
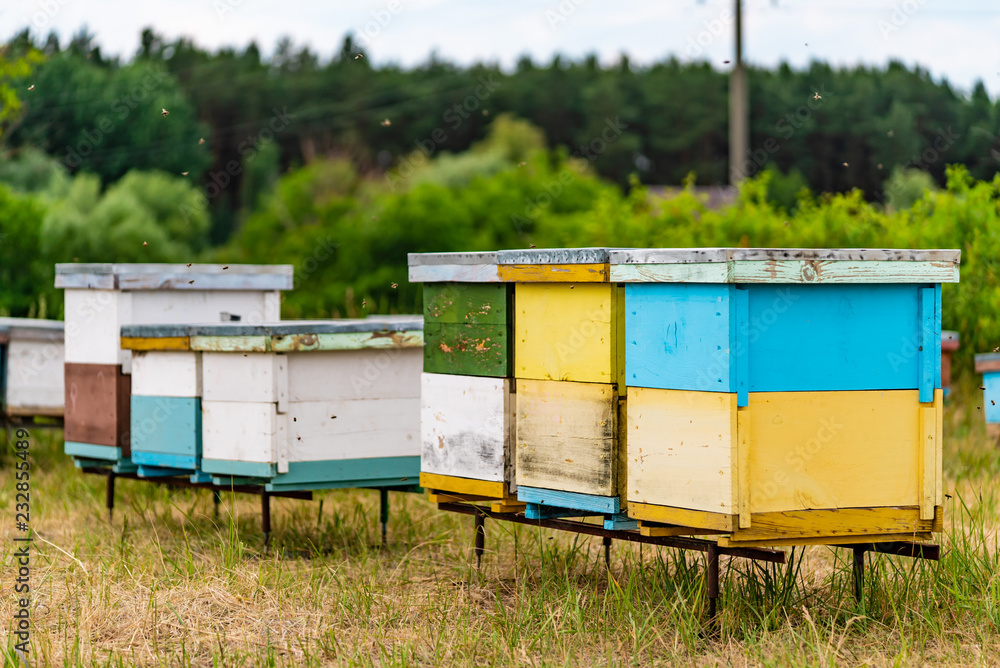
<box><xmin>942</xmin><ymin>330</ymin><xmax>960</xmax><ymax>352</ymax></box>
<box><xmin>0</xmin><ymin>317</ymin><xmax>65</xmax><ymax>343</ymax></box>
<box><xmin>975</xmin><ymin>353</ymin><xmax>1000</xmax><ymax>374</ymax></box>
<box><xmin>407</xmin><ymin>252</ymin><xmax>500</xmax><ymax>283</ymax></box>
<box><xmin>496</xmin><ymin>247</ymin><xmax>626</xmax><ymax>282</ymax></box>
<box><xmin>496</xmin><ymin>247</ymin><xmax>621</xmax><ymax>265</ymax></box>
<box><xmin>55</xmin><ymin>263</ymin><xmax>294</xmax><ymax>291</ymax></box>
<box><xmin>608</xmin><ymin>248</ymin><xmax>961</xmax><ymax>283</ymax></box>
<box><xmin>121</xmin><ymin>318</ymin><xmax>423</xmax><ymax>352</ymax></box>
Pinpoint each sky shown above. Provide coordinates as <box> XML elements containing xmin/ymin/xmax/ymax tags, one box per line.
<box><xmin>2</xmin><ymin>0</ymin><xmax>999</xmax><ymax>97</ymax></box>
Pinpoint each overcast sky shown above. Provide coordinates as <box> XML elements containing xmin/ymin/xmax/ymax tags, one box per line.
<box><xmin>3</xmin><ymin>0</ymin><xmax>999</xmax><ymax>96</ymax></box>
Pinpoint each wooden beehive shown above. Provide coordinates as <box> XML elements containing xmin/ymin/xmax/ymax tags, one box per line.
<box><xmin>187</xmin><ymin>319</ymin><xmax>423</xmax><ymax>492</ymax></box>
<box><xmin>409</xmin><ymin>252</ymin><xmax>520</xmax><ymax>507</ymax></box>
<box><xmin>120</xmin><ymin>325</ymin><xmax>204</xmax><ymax>479</ymax></box>
<box><xmin>56</xmin><ymin>263</ymin><xmax>292</xmax><ymax>469</ymax></box>
<box><xmin>610</xmin><ymin>248</ymin><xmax>959</xmax><ymax>546</ymax></box>
<box><xmin>941</xmin><ymin>330</ymin><xmax>959</xmax><ymax>397</ymax></box>
<box><xmin>0</xmin><ymin>317</ymin><xmax>64</xmax><ymax>420</ymax></box>
<box><xmin>497</xmin><ymin>248</ymin><xmax>628</xmax><ymax>518</ymax></box>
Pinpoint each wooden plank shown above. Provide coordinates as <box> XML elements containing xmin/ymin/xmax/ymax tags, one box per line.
<box><xmin>64</xmin><ymin>363</ymin><xmax>131</xmax><ymax>451</ymax></box>
<box><xmin>720</xmin><ymin>532</ymin><xmax>935</xmax><ymax>548</ymax></box>
<box><xmin>735</xmin><ymin>287</ymin><xmax>749</xmax><ymax>406</ymax></box>
<box><xmin>638</xmin><ymin>522</ymin><xmax>725</xmax><ymax>537</ymax></box>
<box><xmin>497</xmin><ymin>248</ymin><xmax>612</xmax><ymax>265</ymax></box>
<box><xmin>428</xmin><ymin>492</ymin><xmax>497</xmax><ymax>505</ymax></box>
<box><xmin>919</xmin><ymin>404</ymin><xmax>936</xmax><ymax>520</ymax></box>
<box><xmin>408</xmin><ymin>251</ymin><xmax>498</xmax><ymax>266</ymax></box>
<box><xmin>976</xmin><ymin>355</ymin><xmax>1000</xmax><ymax>374</ymax></box>
<box><xmin>497</xmin><ymin>263</ymin><xmax>608</xmax><ymax>283</ymax></box>
<box><xmin>420</xmin><ymin>373</ymin><xmax>510</xmax><ymax>483</ymax></box>
<box><xmin>129</xmin><ymin>290</ymin><xmax>281</xmax><ymax>325</ymax></box>
<box><xmin>515</xmin><ymin>379</ymin><xmax>617</xmax><ymax>496</ymax></box>
<box><xmin>724</xmin><ymin>506</ymin><xmax>938</xmax><ymax>543</ymax></box>
<box><xmin>120</xmin><ymin>336</ymin><xmax>190</xmax><ymax>351</ymax></box>
<box><xmin>423</xmin><ymin>323</ymin><xmax>510</xmax><ymax>377</ymax></box>
<box><xmin>288</xmin><ymin>348</ymin><xmax>422</xmax><ymax>402</ymax></box>
<box><xmin>608</xmin><ymin>248</ymin><xmax>961</xmax><ymax>264</ymax></box>
<box><xmin>935</xmin><ymin>391</ymin><xmax>943</xmax><ymax>506</ymax></box>
<box><xmin>626</xmin><ymin>387</ymin><xmax>737</xmax><ymax>514</ymax></box>
<box><xmin>627</xmin><ymin>501</ymin><xmax>736</xmax><ymax>532</ymax></box>
<box><xmin>56</xmin><ymin>262</ymin><xmax>293</xmax><ymax>289</ymax></box>
<box><xmin>745</xmin><ymin>390</ymin><xmax>922</xmax><ymax>514</ymax></box>
<box><xmin>918</xmin><ymin>287</ymin><xmax>936</xmax><ymax>402</ymax></box>
<box><xmin>423</xmin><ymin>283</ymin><xmax>510</xmax><ymax>325</ymax></box>
<box><xmin>131</xmin><ymin>351</ymin><xmax>201</xmax><ymax>398</ymax></box>
<box><xmin>514</xmin><ymin>283</ymin><xmax>619</xmax><ymax>384</ymax></box>
<box><xmin>266</xmin><ymin>455</ymin><xmax>419</xmax><ymax>487</ymax></box>
<box><xmin>65</xmin><ymin>441</ymin><xmax>122</xmax><ymax>461</ymax></box>
<box><xmin>3</xmin><ymin>339</ymin><xmax>64</xmax><ymax>416</ymax></box>
<box><xmin>201</xmin><ymin>400</ymin><xmax>276</xmax><ymax>465</ymax></box>
<box><xmin>271</xmin><ymin>330</ymin><xmax>424</xmax><ymax>352</ymax></box>
<box><xmin>191</xmin><ymin>335</ymin><xmax>270</xmax><ymax>352</ymax></box>
<box><xmin>285</xmin><ymin>397</ymin><xmax>420</xmax><ymax>462</ymax></box>
<box><xmin>64</xmin><ymin>289</ymin><xmax>128</xmax><ymax>365</ymax></box>
<box><xmin>517</xmin><ymin>486</ymin><xmax>620</xmax><ymax>514</ymax></box>
<box><xmin>201</xmin><ymin>353</ymin><xmax>279</xmax><ymax>402</ymax></box>
<box><xmin>419</xmin><ymin>471</ymin><xmax>509</xmax><ymax>499</ymax></box>
<box><xmin>737</xmin><ymin>407</ymin><xmax>751</xmax><ymax>528</ymax></box>
<box><xmin>408</xmin><ymin>264</ymin><xmax>501</xmax><ymax>283</ymax></box>
<box><xmin>733</xmin><ymin>260</ymin><xmax>959</xmax><ymax>284</ymax></box>
<box><xmin>610</xmin><ymin>263</ymin><xmax>731</xmax><ymax>283</ymax></box>
<box><xmin>130</xmin><ymin>396</ymin><xmax>201</xmax><ymax>457</ymax></box>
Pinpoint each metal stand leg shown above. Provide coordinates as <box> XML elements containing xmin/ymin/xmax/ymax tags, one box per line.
<box><xmin>853</xmin><ymin>546</ymin><xmax>865</xmax><ymax>603</ymax></box>
<box><xmin>212</xmin><ymin>489</ymin><xmax>221</xmax><ymax>518</ymax></box>
<box><xmin>707</xmin><ymin>543</ymin><xmax>720</xmax><ymax>622</ymax></box>
<box><xmin>379</xmin><ymin>489</ymin><xmax>389</xmax><ymax>547</ymax></box>
<box><xmin>474</xmin><ymin>508</ymin><xmax>485</xmax><ymax>569</ymax></box>
<box><xmin>106</xmin><ymin>472</ymin><xmax>116</xmax><ymax>522</ymax></box>
<box><xmin>262</xmin><ymin>492</ymin><xmax>271</xmax><ymax>549</ymax></box>
<box><xmin>603</xmin><ymin>535</ymin><xmax>612</xmax><ymax>570</ymax></box>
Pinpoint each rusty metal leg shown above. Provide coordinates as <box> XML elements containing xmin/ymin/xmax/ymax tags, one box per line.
<box><xmin>853</xmin><ymin>546</ymin><xmax>865</xmax><ymax>604</ymax></box>
<box><xmin>474</xmin><ymin>508</ymin><xmax>485</xmax><ymax>569</ymax></box>
<box><xmin>262</xmin><ymin>492</ymin><xmax>271</xmax><ymax>549</ymax></box>
<box><xmin>212</xmin><ymin>489</ymin><xmax>221</xmax><ymax>519</ymax></box>
<box><xmin>707</xmin><ymin>543</ymin><xmax>720</xmax><ymax>622</ymax></box>
<box><xmin>379</xmin><ymin>489</ymin><xmax>389</xmax><ymax>547</ymax></box>
<box><xmin>106</xmin><ymin>472</ymin><xmax>116</xmax><ymax>522</ymax></box>
<box><xmin>603</xmin><ymin>535</ymin><xmax>612</xmax><ymax>570</ymax></box>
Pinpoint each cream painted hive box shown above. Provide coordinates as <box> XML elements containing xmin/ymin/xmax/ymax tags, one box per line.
<box><xmin>610</xmin><ymin>248</ymin><xmax>960</xmax><ymax>547</ymax></box>
<box><xmin>56</xmin><ymin>263</ymin><xmax>292</xmax><ymax>471</ymax></box>
<box><xmin>0</xmin><ymin>318</ymin><xmax>64</xmax><ymax>420</ymax></box>
<box><xmin>190</xmin><ymin>319</ymin><xmax>423</xmax><ymax>492</ymax></box>
<box><xmin>497</xmin><ymin>248</ymin><xmax>629</xmax><ymax>522</ymax></box>
<box><xmin>408</xmin><ymin>252</ymin><xmax>520</xmax><ymax>509</ymax></box>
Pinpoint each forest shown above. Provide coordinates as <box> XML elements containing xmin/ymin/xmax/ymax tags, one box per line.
<box><xmin>1</xmin><ymin>28</ymin><xmax>999</xmax><ymax>370</ymax></box>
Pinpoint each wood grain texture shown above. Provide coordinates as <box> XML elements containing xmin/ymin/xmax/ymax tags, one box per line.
<box><xmin>285</xmin><ymin>397</ymin><xmax>420</xmax><ymax>462</ymax></box>
<box><xmin>407</xmin><ymin>264</ymin><xmax>501</xmax><ymax>283</ymax></box>
<box><xmin>131</xmin><ymin>351</ymin><xmax>201</xmax><ymax>397</ymax></box>
<box><xmin>3</xmin><ymin>339</ymin><xmax>64</xmax><ymax>416</ymax></box>
<box><xmin>627</xmin><ymin>501</ymin><xmax>736</xmax><ymax>532</ymax></box>
<box><xmin>726</xmin><ymin>506</ymin><xmax>941</xmax><ymax>542</ymax></box>
<box><xmin>608</xmin><ymin>247</ymin><xmax>960</xmax><ymax>264</ymax></box>
<box><xmin>720</xmin><ymin>532</ymin><xmax>935</xmax><ymax>548</ymax></box>
<box><xmin>497</xmin><ymin>263</ymin><xmax>609</xmax><ymax>282</ymax></box>
<box><xmin>420</xmin><ymin>373</ymin><xmax>511</xmax><ymax>483</ymax></box>
<box><xmin>626</xmin><ymin>387</ymin><xmax>737</xmax><ymax>514</ymax></box>
<box><xmin>611</xmin><ymin>260</ymin><xmax>958</xmax><ymax>284</ymax></box>
<box><xmin>515</xmin><ymin>379</ymin><xmax>617</xmax><ymax>496</ymax></box>
<box><xmin>638</xmin><ymin>522</ymin><xmax>725</xmax><ymax>537</ymax></box>
<box><xmin>497</xmin><ymin>248</ymin><xmax>613</xmax><ymax>265</ymax></box>
<box><xmin>423</xmin><ymin>283</ymin><xmax>510</xmax><ymax>324</ymax></box>
<box><xmin>423</xmin><ymin>323</ymin><xmax>510</xmax><ymax>377</ymax></box>
<box><xmin>514</xmin><ymin>283</ymin><xmax>623</xmax><ymax>385</ymax></box>
<box><xmin>55</xmin><ymin>262</ymin><xmax>293</xmax><ymax>289</ymax></box>
<box><xmin>745</xmin><ymin>390</ymin><xmax>925</xmax><ymax>514</ymax></box>
<box><xmin>270</xmin><ymin>330</ymin><xmax>423</xmax><ymax>352</ymax></box>
<box><xmin>64</xmin><ymin>363</ymin><xmax>131</xmax><ymax>450</ymax></box>
<box><xmin>419</xmin><ymin>471</ymin><xmax>509</xmax><ymax>499</ymax></box>
<box><xmin>201</xmin><ymin>400</ymin><xmax>277</xmax><ymax>464</ymax></box>
<box><xmin>191</xmin><ymin>335</ymin><xmax>270</xmax><ymax>352</ymax></box>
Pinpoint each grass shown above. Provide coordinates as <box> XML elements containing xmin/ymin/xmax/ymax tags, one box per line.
<box><xmin>1</xmin><ymin>378</ymin><xmax>999</xmax><ymax>666</ymax></box>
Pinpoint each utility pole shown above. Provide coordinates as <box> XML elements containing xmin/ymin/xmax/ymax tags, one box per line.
<box><xmin>729</xmin><ymin>0</ymin><xmax>749</xmax><ymax>185</ymax></box>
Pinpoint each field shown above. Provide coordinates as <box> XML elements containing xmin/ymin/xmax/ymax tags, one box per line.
<box><xmin>2</xmin><ymin>379</ymin><xmax>999</xmax><ymax>667</ymax></box>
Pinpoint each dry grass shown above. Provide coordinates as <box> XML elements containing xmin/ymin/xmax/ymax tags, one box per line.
<box><xmin>2</xmin><ymin>378</ymin><xmax>1000</xmax><ymax>667</ymax></box>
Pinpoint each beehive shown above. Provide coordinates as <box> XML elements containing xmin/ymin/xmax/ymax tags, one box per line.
<box><xmin>497</xmin><ymin>248</ymin><xmax>628</xmax><ymax>519</ymax></box>
<box><xmin>409</xmin><ymin>252</ymin><xmax>520</xmax><ymax>508</ymax></box>
<box><xmin>181</xmin><ymin>319</ymin><xmax>423</xmax><ymax>492</ymax></box>
<box><xmin>120</xmin><ymin>325</ymin><xmax>204</xmax><ymax>479</ymax></box>
<box><xmin>56</xmin><ymin>263</ymin><xmax>292</xmax><ymax>470</ymax></box>
<box><xmin>0</xmin><ymin>318</ymin><xmax>64</xmax><ymax>420</ymax></box>
<box><xmin>975</xmin><ymin>352</ymin><xmax>1000</xmax><ymax>442</ymax></box>
<box><xmin>610</xmin><ymin>248</ymin><xmax>959</xmax><ymax>546</ymax></box>
<box><xmin>941</xmin><ymin>331</ymin><xmax>959</xmax><ymax>397</ymax></box>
